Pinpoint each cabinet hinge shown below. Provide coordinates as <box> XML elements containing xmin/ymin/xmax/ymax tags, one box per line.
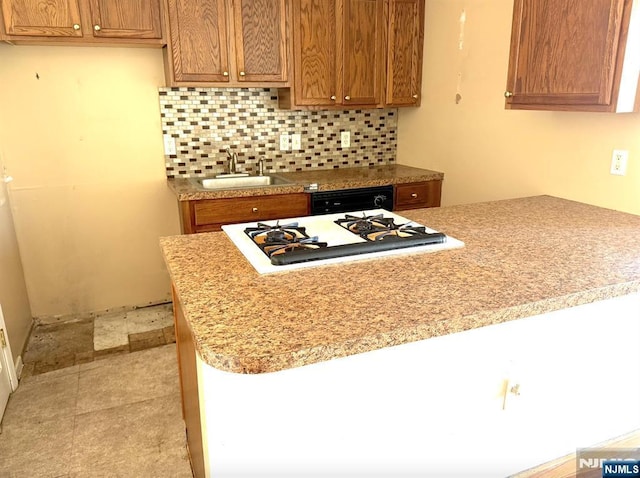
<box><xmin>0</xmin><ymin>329</ymin><xmax>6</xmax><ymax>348</ymax></box>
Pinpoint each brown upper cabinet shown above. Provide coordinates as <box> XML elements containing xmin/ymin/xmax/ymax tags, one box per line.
<box><xmin>505</xmin><ymin>0</ymin><xmax>640</xmax><ymax>112</ymax></box>
<box><xmin>280</xmin><ymin>0</ymin><xmax>424</xmax><ymax>109</ymax></box>
<box><xmin>0</xmin><ymin>0</ymin><xmax>164</xmax><ymax>44</ymax></box>
<box><xmin>284</xmin><ymin>0</ymin><xmax>385</xmax><ymax>108</ymax></box>
<box><xmin>386</xmin><ymin>0</ymin><xmax>425</xmax><ymax>106</ymax></box>
<box><xmin>164</xmin><ymin>0</ymin><xmax>289</xmax><ymax>86</ymax></box>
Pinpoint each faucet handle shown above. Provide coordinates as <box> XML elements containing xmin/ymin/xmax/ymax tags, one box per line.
<box><xmin>258</xmin><ymin>158</ymin><xmax>265</xmax><ymax>176</ymax></box>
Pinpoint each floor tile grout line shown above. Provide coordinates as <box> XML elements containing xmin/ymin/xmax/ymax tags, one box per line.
<box><xmin>73</xmin><ymin>391</ymin><xmax>183</xmax><ymax>419</ymax></box>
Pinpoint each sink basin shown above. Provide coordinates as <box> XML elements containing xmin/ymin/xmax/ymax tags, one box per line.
<box><xmin>193</xmin><ymin>174</ymin><xmax>293</xmax><ymax>190</ymax></box>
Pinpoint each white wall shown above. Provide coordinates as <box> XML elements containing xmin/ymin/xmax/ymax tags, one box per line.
<box><xmin>398</xmin><ymin>0</ymin><xmax>640</xmax><ymax>215</ymax></box>
<box><xmin>0</xmin><ymin>45</ymin><xmax>181</xmax><ymax>319</ymax></box>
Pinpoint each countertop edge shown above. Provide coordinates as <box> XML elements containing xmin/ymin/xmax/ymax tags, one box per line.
<box><xmin>193</xmin><ymin>282</ymin><xmax>640</xmax><ymax>374</ymax></box>
<box><xmin>167</xmin><ymin>165</ymin><xmax>445</xmax><ymax>201</ymax></box>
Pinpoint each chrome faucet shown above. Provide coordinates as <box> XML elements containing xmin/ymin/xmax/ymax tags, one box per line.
<box><xmin>258</xmin><ymin>158</ymin><xmax>265</xmax><ymax>176</ymax></box>
<box><xmin>226</xmin><ymin>148</ymin><xmax>238</xmax><ymax>174</ymax></box>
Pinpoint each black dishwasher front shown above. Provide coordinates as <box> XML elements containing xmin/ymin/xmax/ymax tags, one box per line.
<box><xmin>310</xmin><ymin>185</ymin><xmax>394</xmax><ymax>215</ymax></box>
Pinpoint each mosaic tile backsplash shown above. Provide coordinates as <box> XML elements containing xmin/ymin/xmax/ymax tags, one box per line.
<box><xmin>159</xmin><ymin>87</ymin><xmax>398</xmax><ymax>178</ymax></box>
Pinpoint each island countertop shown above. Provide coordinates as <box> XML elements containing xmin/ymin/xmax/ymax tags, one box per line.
<box><xmin>160</xmin><ymin>196</ymin><xmax>640</xmax><ymax>374</ymax></box>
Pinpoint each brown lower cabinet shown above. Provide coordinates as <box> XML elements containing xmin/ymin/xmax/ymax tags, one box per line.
<box><xmin>393</xmin><ymin>180</ymin><xmax>442</xmax><ymax>210</ymax></box>
<box><xmin>179</xmin><ymin>192</ymin><xmax>310</xmax><ymax>234</ymax></box>
<box><xmin>179</xmin><ymin>182</ymin><xmax>442</xmax><ymax>234</ymax></box>
<box><xmin>172</xmin><ymin>286</ymin><xmax>205</xmax><ymax>478</ymax></box>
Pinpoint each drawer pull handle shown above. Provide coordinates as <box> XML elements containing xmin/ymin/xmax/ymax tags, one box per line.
<box><xmin>412</xmin><ymin>94</ymin><xmax>418</xmax><ymax>99</ymax></box>
<box><xmin>94</xmin><ymin>24</ymin><xmax>101</xmax><ymax>31</ymax></box>
<box><xmin>330</xmin><ymin>95</ymin><xmax>336</xmax><ymax>100</ymax></box>
<box><xmin>411</xmin><ymin>193</ymin><xmax>418</xmax><ymax>198</ymax></box>
<box><xmin>223</xmin><ymin>71</ymin><xmax>229</xmax><ymax>77</ymax></box>
<box><xmin>73</xmin><ymin>24</ymin><xmax>81</xmax><ymax>30</ymax></box>
<box><xmin>344</xmin><ymin>95</ymin><xmax>351</xmax><ymax>101</ymax></box>
<box><xmin>252</xmin><ymin>207</ymin><xmax>258</xmax><ymax>213</ymax></box>
<box><xmin>239</xmin><ymin>71</ymin><xmax>246</xmax><ymax>76</ymax></box>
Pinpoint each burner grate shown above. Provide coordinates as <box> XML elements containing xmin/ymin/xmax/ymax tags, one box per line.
<box><xmin>244</xmin><ymin>221</ymin><xmax>328</xmax><ymax>258</ymax></box>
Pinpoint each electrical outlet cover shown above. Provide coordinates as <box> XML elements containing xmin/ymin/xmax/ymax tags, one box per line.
<box><xmin>280</xmin><ymin>134</ymin><xmax>290</xmax><ymax>151</ymax></box>
<box><xmin>341</xmin><ymin>131</ymin><xmax>351</xmax><ymax>149</ymax></box>
<box><xmin>163</xmin><ymin>134</ymin><xmax>177</xmax><ymax>155</ymax></box>
<box><xmin>610</xmin><ymin>149</ymin><xmax>629</xmax><ymax>176</ymax></box>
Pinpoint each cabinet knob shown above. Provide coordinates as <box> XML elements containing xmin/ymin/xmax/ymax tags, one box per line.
<box><xmin>330</xmin><ymin>95</ymin><xmax>336</xmax><ymax>100</ymax></box>
<box><xmin>411</xmin><ymin>193</ymin><xmax>418</xmax><ymax>198</ymax></box>
<box><xmin>94</xmin><ymin>24</ymin><xmax>101</xmax><ymax>31</ymax></box>
<box><xmin>252</xmin><ymin>207</ymin><xmax>258</xmax><ymax>213</ymax></box>
<box><xmin>344</xmin><ymin>96</ymin><xmax>351</xmax><ymax>101</ymax></box>
<box><xmin>223</xmin><ymin>71</ymin><xmax>229</xmax><ymax>77</ymax></box>
<box><xmin>73</xmin><ymin>24</ymin><xmax>81</xmax><ymax>30</ymax></box>
<box><xmin>412</xmin><ymin>94</ymin><xmax>418</xmax><ymax>99</ymax></box>
<box><xmin>239</xmin><ymin>71</ymin><xmax>245</xmax><ymax>76</ymax></box>
<box><xmin>504</xmin><ymin>91</ymin><xmax>513</xmax><ymax>98</ymax></box>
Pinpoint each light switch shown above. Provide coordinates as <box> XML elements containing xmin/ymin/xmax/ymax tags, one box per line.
<box><xmin>291</xmin><ymin>134</ymin><xmax>302</xmax><ymax>150</ymax></box>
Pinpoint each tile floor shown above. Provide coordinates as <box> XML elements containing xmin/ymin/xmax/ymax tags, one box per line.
<box><xmin>0</xmin><ymin>344</ymin><xmax>192</xmax><ymax>477</ymax></box>
<box><xmin>22</xmin><ymin>304</ymin><xmax>175</xmax><ymax>377</ymax></box>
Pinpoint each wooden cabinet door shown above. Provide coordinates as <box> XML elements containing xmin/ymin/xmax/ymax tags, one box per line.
<box><xmin>385</xmin><ymin>0</ymin><xmax>424</xmax><ymax>106</ymax></box>
<box><xmin>342</xmin><ymin>0</ymin><xmax>384</xmax><ymax>107</ymax></box>
<box><xmin>87</xmin><ymin>0</ymin><xmax>162</xmax><ymax>39</ymax></box>
<box><xmin>232</xmin><ymin>0</ymin><xmax>287</xmax><ymax>82</ymax></box>
<box><xmin>166</xmin><ymin>0</ymin><xmax>230</xmax><ymax>83</ymax></box>
<box><xmin>1</xmin><ymin>0</ymin><xmax>83</xmax><ymax>37</ymax></box>
<box><xmin>505</xmin><ymin>0</ymin><xmax>631</xmax><ymax>111</ymax></box>
<box><xmin>293</xmin><ymin>0</ymin><xmax>340</xmax><ymax>106</ymax></box>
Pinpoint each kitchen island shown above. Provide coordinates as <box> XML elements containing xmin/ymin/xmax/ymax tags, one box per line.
<box><xmin>160</xmin><ymin>196</ymin><xmax>640</xmax><ymax>477</ymax></box>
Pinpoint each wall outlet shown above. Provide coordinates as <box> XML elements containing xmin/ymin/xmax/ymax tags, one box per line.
<box><xmin>291</xmin><ymin>133</ymin><xmax>302</xmax><ymax>150</ymax></box>
<box><xmin>341</xmin><ymin>131</ymin><xmax>351</xmax><ymax>149</ymax></box>
<box><xmin>610</xmin><ymin>149</ymin><xmax>628</xmax><ymax>176</ymax></box>
<box><xmin>162</xmin><ymin>134</ymin><xmax>176</xmax><ymax>155</ymax></box>
<box><xmin>280</xmin><ymin>133</ymin><xmax>290</xmax><ymax>151</ymax></box>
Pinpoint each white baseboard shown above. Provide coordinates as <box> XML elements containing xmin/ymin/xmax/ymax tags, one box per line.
<box><xmin>14</xmin><ymin>355</ymin><xmax>23</xmax><ymax>381</ymax></box>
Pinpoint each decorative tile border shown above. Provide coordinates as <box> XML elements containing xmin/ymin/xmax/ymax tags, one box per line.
<box><xmin>159</xmin><ymin>87</ymin><xmax>398</xmax><ymax>178</ymax></box>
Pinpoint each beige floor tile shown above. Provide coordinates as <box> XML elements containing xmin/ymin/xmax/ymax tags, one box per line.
<box><xmin>76</xmin><ymin>345</ymin><xmax>179</xmax><ymax>414</ymax></box>
<box><xmin>93</xmin><ymin>313</ymin><xmax>129</xmax><ymax>351</ymax></box>
<box><xmin>126</xmin><ymin>304</ymin><xmax>173</xmax><ymax>335</ymax></box>
<box><xmin>69</xmin><ymin>394</ymin><xmax>191</xmax><ymax>478</ymax></box>
<box><xmin>1</xmin><ymin>373</ymin><xmax>78</xmax><ymax>429</ymax></box>
<box><xmin>0</xmin><ymin>415</ymin><xmax>74</xmax><ymax>477</ymax></box>
<box><xmin>21</xmin><ymin>364</ymin><xmax>79</xmax><ymax>384</ymax></box>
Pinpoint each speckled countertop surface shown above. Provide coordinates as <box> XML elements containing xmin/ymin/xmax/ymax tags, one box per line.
<box><xmin>160</xmin><ymin>196</ymin><xmax>640</xmax><ymax>374</ymax></box>
<box><xmin>167</xmin><ymin>164</ymin><xmax>443</xmax><ymax>201</ymax></box>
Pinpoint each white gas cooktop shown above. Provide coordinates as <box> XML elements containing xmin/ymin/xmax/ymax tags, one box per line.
<box><xmin>222</xmin><ymin>209</ymin><xmax>464</xmax><ymax>274</ymax></box>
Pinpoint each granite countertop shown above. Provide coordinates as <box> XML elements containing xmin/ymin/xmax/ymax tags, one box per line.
<box><xmin>160</xmin><ymin>196</ymin><xmax>640</xmax><ymax>374</ymax></box>
<box><xmin>167</xmin><ymin>164</ymin><xmax>443</xmax><ymax>201</ymax></box>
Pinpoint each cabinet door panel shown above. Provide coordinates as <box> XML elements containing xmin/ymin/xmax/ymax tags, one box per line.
<box><xmin>342</xmin><ymin>0</ymin><xmax>384</xmax><ymax>106</ymax></box>
<box><xmin>167</xmin><ymin>0</ymin><xmax>230</xmax><ymax>83</ymax></box>
<box><xmin>386</xmin><ymin>0</ymin><xmax>424</xmax><ymax>106</ymax></box>
<box><xmin>506</xmin><ymin>0</ymin><xmax>626</xmax><ymax>109</ymax></box>
<box><xmin>1</xmin><ymin>0</ymin><xmax>83</xmax><ymax>37</ymax></box>
<box><xmin>233</xmin><ymin>0</ymin><xmax>287</xmax><ymax>82</ymax></box>
<box><xmin>88</xmin><ymin>0</ymin><xmax>162</xmax><ymax>39</ymax></box>
<box><xmin>293</xmin><ymin>0</ymin><xmax>340</xmax><ymax>106</ymax></box>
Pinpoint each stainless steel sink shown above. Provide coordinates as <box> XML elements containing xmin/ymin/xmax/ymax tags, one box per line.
<box><xmin>192</xmin><ymin>174</ymin><xmax>293</xmax><ymax>190</ymax></box>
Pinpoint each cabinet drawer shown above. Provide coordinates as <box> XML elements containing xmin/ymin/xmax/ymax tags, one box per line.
<box><xmin>192</xmin><ymin>193</ymin><xmax>309</xmax><ymax>228</ymax></box>
<box><xmin>394</xmin><ymin>181</ymin><xmax>441</xmax><ymax>210</ymax></box>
